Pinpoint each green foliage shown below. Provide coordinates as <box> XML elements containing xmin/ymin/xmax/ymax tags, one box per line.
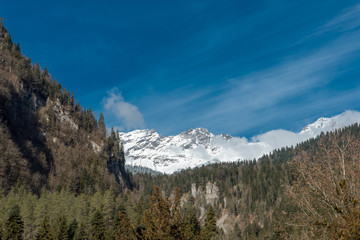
<box><xmin>4</xmin><ymin>205</ymin><xmax>24</xmax><ymax>240</ymax></box>
<box><xmin>98</xmin><ymin>113</ymin><xmax>106</xmax><ymax>138</ymax></box>
<box><xmin>90</xmin><ymin>210</ymin><xmax>105</xmax><ymax>240</ymax></box>
<box><xmin>183</xmin><ymin>205</ymin><xmax>200</xmax><ymax>240</ymax></box>
<box><xmin>0</xmin><ymin>24</ymin><xmax>134</xmax><ymax>195</ymax></box>
<box><xmin>3</xmin><ymin>23</ymin><xmax>360</xmax><ymax>239</ymax></box>
<box><xmin>113</xmin><ymin>207</ymin><xmax>136</xmax><ymax>240</ymax></box>
<box><xmin>143</xmin><ymin>186</ymin><xmax>172</xmax><ymax>239</ymax></box>
<box><xmin>66</xmin><ymin>219</ymin><xmax>78</xmax><ymax>240</ymax></box>
<box><xmin>74</xmin><ymin>222</ymin><xmax>87</xmax><ymax>240</ymax></box>
<box><xmin>201</xmin><ymin>206</ymin><xmax>217</xmax><ymax>240</ymax></box>
<box><xmin>170</xmin><ymin>187</ymin><xmax>183</xmax><ymax>239</ymax></box>
<box><xmin>54</xmin><ymin>215</ymin><xmax>68</xmax><ymax>240</ymax></box>
<box><xmin>35</xmin><ymin>216</ymin><xmax>53</xmax><ymax>240</ymax></box>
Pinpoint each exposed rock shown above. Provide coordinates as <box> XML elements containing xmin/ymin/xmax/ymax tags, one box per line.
<box><xmin>205</xmin><ymin>182</ymin><xmax>219</xmax><ymax>205</ymax></box>
<box><xmin>90</xmin><ymin>140</ymin><xmax>102</xmax><ymax>153</ymax></box>
<box><xmin>191</xmin><ymin>182</ymin><xmax>219</xmax><ymax>205</ymax></box>
<box><xmin>191</xmin><ymin>183</ymin><xmax>198</xmax><ymax>198</ymax></box>
<box><xmin>50</xmin><ymin>99</ymin><xmax>78</xmax><ymax>130</ymax></box>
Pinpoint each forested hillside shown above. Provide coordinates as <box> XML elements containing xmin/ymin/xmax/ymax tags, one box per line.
<box><xmin>1</xmin><ymin>22</ymin><xmax>360</xmax><ymax>239</ymax></box>
<box><xmin>0</xmin><ymin>22</ymin><xmax>131</xmax><ymax>194</ymax></box>
<box><xmin>132</xmin><ymin>124</ymin><xmax>360</xmax><ymax>239</ymax></box>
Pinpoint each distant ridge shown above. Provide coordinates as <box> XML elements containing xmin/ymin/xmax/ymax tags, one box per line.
<box><xmin>119</xmin><ymin>110</ymin><xmax>360</xmax><ymax>174</ymax></box>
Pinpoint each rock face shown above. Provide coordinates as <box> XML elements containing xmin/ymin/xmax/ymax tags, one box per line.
<box><xmin>119</xmin><ymin>110</ymin><xmax>360</xmax><ymax>174</ymax></box>
<box><xmin>190</xmin><ymin>182</ymin><xmax>219</xmax><ymax>205</ymax></box>
<box><xmin>205</xmin><ymin>182</ymin><xmax>219</xmax><ymax>205</ymax></box>
<box><xmin>49</xmin><ymin>99</ymin><xmax>78</xmax><ymax>130</ymax></box>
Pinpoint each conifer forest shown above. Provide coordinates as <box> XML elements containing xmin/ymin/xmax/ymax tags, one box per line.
<box><xmin>1</xmin><ymin>18</ymin><xmax>360</xmax><ymax>240</ymax></box>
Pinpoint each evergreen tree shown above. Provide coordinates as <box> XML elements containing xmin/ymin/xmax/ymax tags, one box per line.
<box><xmin>98</xmin><ymin>113</ymin><xmax>106</xmax><ymax>138</ymax></box>
<box><xmin>90</xmin><ymin>210</ymin><xmax>105</xmax><ymax>240</ymax></box>
<box><xmin>55</xmin><ymin>214</ymin><xmax>68</xmax><ymax>240</ymax></box>
<box><xmin>143</xmin><ymin>186</ymin><xmax>171</xmax><ymax>240</ymax></box>
<box><xmin>21</xmin><ymin>194</ymin><xmax>37</xmax><ymax>240</ymax></box>
<box><xmin>113</xmin><ymin>206</ymin><xmax>136</xmax><ymax>240</ymax></box>
<box><xmin>43</xmin><ymin>66</ymin><xmax>49</xmax><ymax>78</ymax></box>
<box><xmin>67</xmin><ymin>219</ymin><xmax>78</xmax><ymax>240</ymax></box>
<box><xmin>170</xmin><ymin>187</ymin><xmax>184</xmax><ymax>239</ymax></box>
<box><xmin>183</xmin><ymin>206</ymin><xmax>200</xmax><ymax>240</ymax></box>
<box><xmin>119</xmin><ymin>143</ymin><xmax>125</xmax><ymax>172</ymax></box>
<box><xmin>102</xmin><ymin>189</ymin><xmax>116</xmax><ymax>229</ymax></box>
<box><xmin>35</xmin><ymin>216</ymin><xmax>53</xmax><ymax>240</ymax></box>
<box><xmin>74</xmin><ymin>222</ymin><xmax>87</xmax><ymax>240</ymax></box>
<box><xmin>0</xmin><ymin>223</ymin><xmax>3</xmax><ymax>240</ymax></box>
<box><xmin>201</xmin><ymin>206</ymin><xmax>217</xmax><ymax>240</ymax></box>
<box><xmin>4</xmin><ymin>205</ymin><xmax>24</xmax><ymax>240</ymax></box>
<box><xmin>107</xmin><ymin>128</ymin><xmax>120</xmax><ymax>161</ymax></box>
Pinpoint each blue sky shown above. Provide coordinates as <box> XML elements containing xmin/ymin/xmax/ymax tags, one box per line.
<box><xmin>2</xmin><ymin>0</ymin><xmax>360</xmax><ymax>137</ymax></box>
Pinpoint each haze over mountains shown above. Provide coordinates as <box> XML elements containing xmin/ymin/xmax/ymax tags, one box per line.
<box><xmin>120</xmin><ymin>110</ymin><xmax>360</xmax><ymax>174</ymax></box>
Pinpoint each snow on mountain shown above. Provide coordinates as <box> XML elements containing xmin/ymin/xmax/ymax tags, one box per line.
<box><xmin>120</xmin><ymin>110</ymin><xmax>360</xmax><ymax>174</ymax></box>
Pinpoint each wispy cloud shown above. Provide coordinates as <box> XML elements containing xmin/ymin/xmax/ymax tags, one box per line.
<box><xmin>251</xmin><ymin>110</ymin><xmax>360</xmax><ymax>150</ymax></box>
<box><xmin>141</xmin><ymin>27</ymin><xmax>360</xmax><ymax>135</ymax></box>
<box><xmin>182</xmin><ymin>31</ymin><xmax>357</xmax><ymax>132</ymax></box>
<box><xmin>231</xmin><ymin>35</ymin><xmax>358</xmax><ymax>102</ymax></box>
<box><xmin>103</xmin><ymin>88</ymin><xmax>145</xmax><ymax>130</ymax></box>
<box><xmin>113</xmin><ymin>2</ymin><xmax>360</xmax><ymax>136</ymax></box>
<box><xmin>319</xmin><ymin>3</ymin><xmax>360</xmax><ymax>34</ymax></box>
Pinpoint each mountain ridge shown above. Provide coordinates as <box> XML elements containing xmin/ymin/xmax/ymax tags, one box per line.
<box><xmin>121</xmin><ymin>110</ymin><xmax>360</xmax><ymax>174</ymax></box>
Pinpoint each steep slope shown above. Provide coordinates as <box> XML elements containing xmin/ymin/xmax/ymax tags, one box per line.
<box><xmin>0</xmin><ymin>23</ymin><xmax>130</xmax><ymax>193</ymax></box>
<box><xmin>120</xmin><ymin>110</ymin><xmax>360</xmax><ymax>174</ymax></box>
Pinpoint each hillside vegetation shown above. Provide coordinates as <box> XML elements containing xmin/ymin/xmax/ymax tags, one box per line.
<box><xmin>1</xmin><ymin>23</ymin><xmax>360</xmax><ymax>239</ymax></box>
<box><xmin>0</xmin><ymin>22</ymin><xmax>131</xmax><ymax>194</ymax></box>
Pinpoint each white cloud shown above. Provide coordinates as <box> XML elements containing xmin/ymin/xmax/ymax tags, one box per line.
<box><xmin>251</xmin><ymin>129</ymin><xmax>306</xmax><ymax>151</ymax></box>
<box><xmin>122</xmin><ymin>111</ymin><xmax>360</xmax><ymax>174</ymax></box>
<box><xmin>251</xmin><ymin>110</ymin><xmax>360</xmax><ymax>152</ymax></box>
<box><xmin>103</xmin><ymin>88</ymin><xmax>145</xmax><ymax>130</ymax></box>
<box><xmin>320</xmin><ymin>3</ymin><xmax>360</xmax><ymax>34</ymax></box>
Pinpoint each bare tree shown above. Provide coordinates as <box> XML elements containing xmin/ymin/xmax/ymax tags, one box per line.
<box><xmin>285</xmin><ymin>129</ymin><xmax>360</xmax><ymax>239</ymax></box>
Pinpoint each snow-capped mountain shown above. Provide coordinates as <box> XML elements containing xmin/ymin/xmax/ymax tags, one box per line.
<box><xmin>120</xmin><ymin>110</ymin><xmax>360</xmax><ymax>174</ymax></box>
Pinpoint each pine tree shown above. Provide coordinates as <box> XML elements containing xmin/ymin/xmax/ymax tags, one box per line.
<box><xmin>102</xmin><ymin>189</ymin><xmax>116</xmax><ymax>229</ymax></box>
<box><xmin>21</xmin><ymin>194</ymin><xmax>37</xmax><ymax>240</ymax></box>
<box><xmin>143</xmin><ymin>186</ymin><xmax>171</xmax><ymax>240</ymax></box>
<box><xmin>4</xmin><ymin>205</ymin><xmax>24</xmax><ymax>240</ymax></box>
<box><xmin>98</xmin><ymin>113</ymin><xmax>106</xmax><ymax>138</ymax></box>
<box><xmin>74</xmin><ymin>222</ymin><xmax>87</xmax><ymax>240</ymax></box>
<box><xmin>66</xmin><ymin>219</ymin><xmax>77</xmax><ymax>240</ymax></box>
<box><xmin>90</xmin><ymin>210</ymin><xmax>105</xmax><ymax>240</ymax></box>
<box><xmin>114</xmin><ymin>206</ymin><xmax>136</xmax><ymax>240</ymax></box>
<box><xmin>0</xmin><ymin>223</ymin><xmax>3</xmax><ymax>240</ymax></box>
<box><xmin>55</xmin><ymin>214</ymin><xmax>68</xmax><ymax>240</ymax></box>
<box><xmin>35</xmin><ymin>216</ymin><xmax>53</xmax><ymax>240</ymax></box>
<box><xmin>200</xmin><ymin>206</ymin><xmax>217</xmax><ymax>240</ymax></box>
<box><xmin>183</xmin><ymin>206</ymin><xmax>200</xmax><ymax>240</ymax></box>
<box><xmin>170</xmin><ymin>187</ymin><xmax>184</xmax><ymax>239</ymax></box>
<box><xmin>119</xmin><ymin>143</ymin><xmax>125</xmax><ymax>171</ymax></box>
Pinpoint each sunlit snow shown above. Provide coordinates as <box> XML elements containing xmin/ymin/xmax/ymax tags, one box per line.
<box><xmin>120</xmin><ymin>110</ymin><xmax>360</xmax><ymax>174</ymax></box>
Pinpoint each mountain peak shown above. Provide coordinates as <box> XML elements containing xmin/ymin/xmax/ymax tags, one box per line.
<box><xmin>300</xmin><ymin>110</ymin><xmax>360</xmax><ymax>135</ymax></box>
<box><xmin>121</xmin><ymin>110</ymin><xmax>360</xmax><ymax>174</ymax></box>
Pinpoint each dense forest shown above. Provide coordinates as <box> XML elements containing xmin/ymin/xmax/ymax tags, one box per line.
<box><xmin>1</xmin><ymin>21</ymin><xmax>360</xmax><ymax>239</ymax></box>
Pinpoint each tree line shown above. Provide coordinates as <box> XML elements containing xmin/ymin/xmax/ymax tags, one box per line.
<box><xmin>0</xmin><ymin>185</ymin><xmax>218</xmax><ymax>240</ymax></box>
